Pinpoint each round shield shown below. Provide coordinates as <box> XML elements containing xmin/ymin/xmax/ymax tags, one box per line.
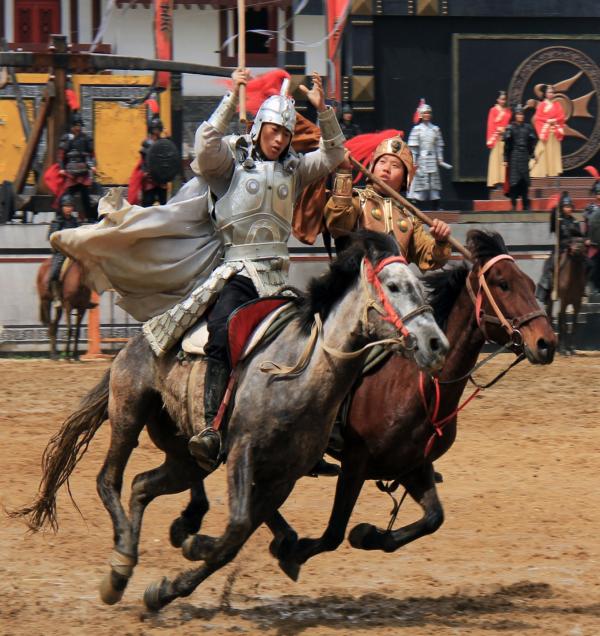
<box><xmin>146</xmin><ymin>138</ymin><xmax>180</xmax><ymax>184</ymax></box>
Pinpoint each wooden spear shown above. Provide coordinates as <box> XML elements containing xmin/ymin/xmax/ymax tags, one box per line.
<box><xmin>237</xmin><ymin>0</ymin><xmax>246</xmax><ymax>123</ymax></box>
<box><xmin>348</xmin><ymin>155</ymin><xmax>473</xmax><ymax>261</ymax></box>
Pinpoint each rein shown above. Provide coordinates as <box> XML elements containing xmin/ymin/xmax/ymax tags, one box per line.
<box><xmin>260</xmin><ymin>255</ymin><xmax>432</xmax><ymax>378</ymax></box>
<box><xmin>420</xmin><ymin>253</ymin><xmax>541</xmax><ymax>458</ymax></box>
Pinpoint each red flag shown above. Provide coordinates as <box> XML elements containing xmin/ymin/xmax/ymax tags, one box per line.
<box><xmin>584</xmin><ymin>165</ymin><xmax>600</xmax><ymax>180</ymax></box>
<box><xmin>326</xmin><ymin>0</ymin><xmax>351</xmax><ymax>103</ymax></box>
<box><xmin>145</xmin><ymin>98</ymin><xmax>160</xmax><ymax>114</ymax></box>
<box><xmin>66</xmin><ymin>88</ymin><xmax>80</xmax><ymax>111</ymax></box>
<box><xmin>154</xmin><ymin>0</ymin><xmax>173</xmax><ymax>90</ymax></box>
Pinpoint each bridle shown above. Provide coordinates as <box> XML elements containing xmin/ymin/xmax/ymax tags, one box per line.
<box><xmin>465</xmin><ymin>253</ymin><xmax>546</xmax><ymax>352</ymax></box>
<box><xmin>361</xmin><ymin>255</ymin><xmax>433</xmax><ymax>350</ymax></box>
<box><xmin>260</xmin><ymin>254</ymin><xmax>434</xmax><ymax>377</ymax></box>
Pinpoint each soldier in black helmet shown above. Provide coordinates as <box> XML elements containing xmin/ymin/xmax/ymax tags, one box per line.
<box><xmin>584</xmin><ymin>180</ymin><xmax>600</xmax><ymax>293</ymax></box>
<box><xmin>58</xmin><ymin>113</ymin><xmax>96</xmax><ymax>221</ymax></box>
<box><xmin>139</xmin><ymin>115</ymin><xmax>169</xmax><ymax>206</ymax></box>
<box><xmin>536</xmin><ymin>191</ymin><xmax>583</xmax><ymax>303</ymax></box>
<box><xmin>503</xmin><ymin>104</ymin><xmax>536</xmax><ymax>211</ymax></box>
<box><xmin>47</xmin><ymin>193</ymin><xmax>80</xmax><ymax>306</ymax></box>
<box><xmin>339</xmin><ymin>103</ymin><xmax>361</xmax><ymax>140</ymax></box>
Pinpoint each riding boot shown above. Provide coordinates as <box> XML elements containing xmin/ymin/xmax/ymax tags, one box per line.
<box><xmin>188</xmin><ymin>358</ymin><xmax>230</xmax><ymax>472</ymax></box>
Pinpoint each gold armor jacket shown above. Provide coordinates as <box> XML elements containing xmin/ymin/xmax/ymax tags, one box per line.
<box><xmin>324</xmin><ymin>177</ymin><xmax>450</xmax><ymax>271</ymax></box>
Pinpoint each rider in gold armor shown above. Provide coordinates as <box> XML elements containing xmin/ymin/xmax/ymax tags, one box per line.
<box><xmin>324</xmin><ymin>135</ymin><xmax>452</xmax><ymax>270</ymax></box>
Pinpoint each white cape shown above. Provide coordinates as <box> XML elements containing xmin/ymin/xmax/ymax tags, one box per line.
<box><xmin>51</xmin><ymin>177</ymin><xmax>224</xmax><ymax>322</ymax></box>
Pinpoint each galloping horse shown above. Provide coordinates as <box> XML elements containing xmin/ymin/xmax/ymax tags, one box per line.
<box><xmin>545</xmin><ymin>237</ymin><xmax>587</xmax><ymax>355</ymax></box>
<box><xmin>170</xmin><ymin>230</ymin><xmax>556</xmax><ymax>579</ymax></box>
<box><xmin>36</xmin><ymin>258</ymin><xmax>93</xmax><ymax>360</ymax></box>
<box><xmin>14</xmin><ymin>232</ymin><xmax>449</xmax><ymax>611</ymax></box>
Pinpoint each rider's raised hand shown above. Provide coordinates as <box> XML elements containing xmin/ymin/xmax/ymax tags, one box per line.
<box><xmin>299</xmin><ymin>72</ymin><xmax>326</xmax><ymax>113</ymax></box>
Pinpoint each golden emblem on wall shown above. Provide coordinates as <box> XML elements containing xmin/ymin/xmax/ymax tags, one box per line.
<box><xmin>508</xmin><ymin>46</ymin><xmax>600</xmax><ymax>170</ymax></box>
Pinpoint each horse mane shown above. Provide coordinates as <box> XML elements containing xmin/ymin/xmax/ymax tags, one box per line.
<box><xmin>298</xmin><ymin>230</ymin><xmax>400</xmax><ymax>333</ymax></box>
<box><xmin>424</xmin><ymin>229</ymin><xmax>509</xmax><ymax>329</ymax></box>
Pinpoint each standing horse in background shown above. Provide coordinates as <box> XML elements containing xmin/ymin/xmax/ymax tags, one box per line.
<box><xmin>175</xmin><ymin>230</ymin><xmax>555</xmax><ymax>580</ymax></box>
<box><xmin>13</xmin><ymin>232</ymin><xmax>449</xmax><ymax>611</ymax></box>
<box><xmin>37</xmin><ymin>258</ymin><xmax>93</xmax><ymax>360</ymax></box>
<box><xmin>546</xmin><ymin>237</ymin><xmax>587</xmax><ymax>355</ymax></box>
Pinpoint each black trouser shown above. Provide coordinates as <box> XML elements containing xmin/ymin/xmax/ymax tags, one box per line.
<box><xmin>67</xmin><ymin>183</ymin><xmax>95</xmax><ymax>221</ymax></box>
<box><xmin>509</xmin><ymin>179</ymin><xmax>530</xmax><ymax>210</ymax></box>
<box><xmin>204</xmin><ymin>275</ymin><xmax>259</xmax><ymax>366</ymax></box>
<box><xmin>49</xmin><ymin>252</ymin><xmax>66</xmax><ymax>283</ymax></box>
<box><xmin>589</xmin><ymin>251</ymin><xmax>600</xmax><ymax>291</ymax></box>
<box><xmin>142</xmin><ymin>187</ymin><xmax>167</xmax><ymax>207</ymax></box>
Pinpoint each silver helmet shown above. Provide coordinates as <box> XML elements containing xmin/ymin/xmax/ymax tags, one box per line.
<box><xmin>418</xmin><ymin>102</ymin><xmax>432</xmax><ymax>116</ymax></box>
<box><xmin>249</xmin><ymin>78</ymin><xmax>296</xmax><ymax>144</ymax></box>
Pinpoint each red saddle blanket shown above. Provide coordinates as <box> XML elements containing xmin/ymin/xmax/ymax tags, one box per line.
<box><xmin>226</xmin><ymin>297</ymin><xmax>292</xmax><ymax>369</ymax></box>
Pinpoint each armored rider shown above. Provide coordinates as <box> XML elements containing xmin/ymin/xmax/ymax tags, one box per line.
<box><xmin>536</xmin><ymin>192</ymin><xmax>583</xmax><ymax>303</ymax></box>
<box><xmin>407</xmin><ymin>103</ymin><xmax>446</xmax><ymax>210</ymax></box>
<box><xmin>324</xmin><ymin>134</ymin><xmax>451</xmax><ymax>270</ymax></box>
<box><xmin>58</xmin><ymin>113</ymin><xmax>96</xmax><ymax>221</ymax></box>
<box><xmin>139</xmin><ymin>115</ymin><xmax>169</xmax><ymax>207</ymax></box>
<box><xmin>48</xmin><ymin>193</ymin><xmax>80</xmax><ymax>306</ymax></box>
<box><xmin>143</xmin><ymin>69</ymin><xmax>346</xmax><ymax>471</ymax></box>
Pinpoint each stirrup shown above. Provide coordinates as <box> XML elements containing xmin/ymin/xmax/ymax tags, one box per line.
<box><xmin>188</xmin><ymin>428</ymin><xmax>222</xmax><ymax>473</ymax></box>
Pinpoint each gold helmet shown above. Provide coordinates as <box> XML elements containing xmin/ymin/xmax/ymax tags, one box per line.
<box><xmin>368</xmin><ymin>135</ymin><xmax>415</xmax><ymax>191</ymax></box>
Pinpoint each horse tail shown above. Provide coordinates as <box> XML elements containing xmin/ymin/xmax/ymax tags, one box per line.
<box><xmin>8</xmin><ymin>369</ymin><xmax>111</xmax><ymax>532</ymax></box>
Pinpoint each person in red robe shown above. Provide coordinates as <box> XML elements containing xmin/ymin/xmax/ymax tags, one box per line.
<box><xmin>531</xmin><ymin>84</ymin><xmax>565</xmax><ymax>178</ymax></box>
<box><xmin>486</xmin><ymin>90</ymin><xmax>511</xmax><ymax>187</ymax></box>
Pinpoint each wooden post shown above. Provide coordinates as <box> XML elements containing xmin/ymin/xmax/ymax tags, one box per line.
<box><xmin>43</xmin><ymin>35</ymin><xmax>68</xmax><ymax>179</ymax></box>
<box><xmin>237</xmin><ymin>0</ymin><xmax>246</xmax><ymax>123</ymax></box>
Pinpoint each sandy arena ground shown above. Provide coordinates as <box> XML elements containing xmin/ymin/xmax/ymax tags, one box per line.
<box><xmin>1</xmin><ymin>355</ymin><xmax>600</xmax><ymax>635</ymax></box>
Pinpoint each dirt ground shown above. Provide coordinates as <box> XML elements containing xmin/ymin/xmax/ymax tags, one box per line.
<box><xmin>1</xmin><ymin>355</ymin><xmax>600</xmax><ymax>636</ymax></box>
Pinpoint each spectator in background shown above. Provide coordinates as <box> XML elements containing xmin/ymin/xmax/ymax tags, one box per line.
<box><xmin>486</xmin><ymin>90</ymin><xmax>511</xmax><ymax>188</ymax></box>
<box><xmin>503</xmin><ymin>104</ymin><xmax>536</xmax><ymax>211</ymax></box>
<box><xmin>339</xmin><ymin>104</ymin><xmax>361</xmax><ymax>140</ymax></box>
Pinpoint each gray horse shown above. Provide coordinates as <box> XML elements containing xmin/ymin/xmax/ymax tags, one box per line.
<box><xmin>13</xmin><ymin>232</ymin><xmax>449</xmax><ymax>611</ymax></box>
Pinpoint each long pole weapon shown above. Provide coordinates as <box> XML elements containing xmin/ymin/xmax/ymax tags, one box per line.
<box><xmin>552</xmin><ymin>202</ymin><xmax>560</xmax><ymax>301</ymax></box>
<box><xmin>237</xmin><ymin>0</ymin><xmax>246</xmax><ymax>124</ymax></box>
<box><xmin>348</xmin><ymin>155</ymin><xmax>473</xmax><ymax>261</ymax></box>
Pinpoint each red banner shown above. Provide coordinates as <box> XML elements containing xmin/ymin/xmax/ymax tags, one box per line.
<box><xmin>154</xmin><ymin>0</ymin><xmax>174</xmax><ymax>89</ymax></box>
<box><xmin>326</xmin><ymin>0</ymin><xmax>350</xmax><ymax>103</ymax></box>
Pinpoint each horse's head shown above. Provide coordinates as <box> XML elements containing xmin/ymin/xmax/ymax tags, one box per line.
<box><xmin>466</xmin><ymin>230</ymin><xmax>556</xmax><ymax>364</ymax></box>
<box><xmin>351</xmin><ymin>231</ymin><xmax>449</xmax><ymax>372</ymax></box>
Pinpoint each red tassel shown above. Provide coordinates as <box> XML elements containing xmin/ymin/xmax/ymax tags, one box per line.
<box><xmin>344</xmin><ymin>129</ymin><xmax>404</xmax><ymax>167</ymax></box>
<box><xmin>221</xmin><ymin>69</ymin><xmax>291</xmax><ymax>116</ymax></box>
<box><xmin>145</xmin><ymin>98</ymin><xmax>160</xmax><ymax>114</ymax></box>
<box><xmin>412</xmin><ymin>98</ymin><xmax>425</xmax><ymax>124</ymax></box>
<box><xmin>65</xmin><ymin>88</ymin><xmax>80</xmax><ymax>111</ymax></box>
<box><xmin>584</xmin><ymin>165</ymin><xmax>600</xmax><ymax>180</ymax></box>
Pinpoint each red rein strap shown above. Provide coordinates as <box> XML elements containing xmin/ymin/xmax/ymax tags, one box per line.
<box><xmin>419</xmin><ymin>372</ymin><xmax>481</xmax><ymax>458</ymax></box>
<box><xmin>363</xmin><ymin>256</ymin><xmax>411</xmax><ymax>339</ymax></box>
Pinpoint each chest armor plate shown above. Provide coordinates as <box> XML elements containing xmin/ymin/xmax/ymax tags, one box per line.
<box><xmin>213</xmin><ymin>160</ymin><xmax>296</xmax><ymax>247</ymax></box>
<box><xmin>358</xmin><ymin>191</ymin><xmax>414</xmax><ymax>255</ymax></box>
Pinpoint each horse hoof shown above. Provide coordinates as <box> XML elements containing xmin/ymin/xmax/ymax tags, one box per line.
<box><xmin>143</xmin><ymin>577</ymin><xmax>170</xmax><ymax>612</ymax></box>
<box><xmin>181</xmin><ymin>534</ymin><xmax>215</xmax><ymax>561</ymax></box>
<box><xmin>278</xmin><ymin>558</ymin><xmax>300</xmax><ymax>582</ymax></box>
<box><xmin>348</xmin><ymin>523</ymin><xmax>379</xmax><ymax>550</ymax></box>
<box><xmin>170</xmin><ymin>516</ymin><xmax>197</xmax><ymax>549</ymax></box>
<box><xmin>99</xmin><ymin>571</ymin><xmax>126</xmax><ymax>605</ymax></box>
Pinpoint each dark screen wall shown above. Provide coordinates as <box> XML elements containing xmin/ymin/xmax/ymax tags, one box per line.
<box><xmin>371</xmin><ymin>16</ymin><xmax>600</xmax><ymax>201</ymax></box>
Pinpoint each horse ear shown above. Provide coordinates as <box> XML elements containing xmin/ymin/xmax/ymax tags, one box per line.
<box><xmin>361</xmin><ymin>230</ymin><xmax>399</xmax><ymax>264</ymax></box>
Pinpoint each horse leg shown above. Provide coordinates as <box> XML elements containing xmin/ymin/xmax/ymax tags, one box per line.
<box><xmin>558</xmin><ymin>304</ymin><xmax>567</xmax><ymax>355</ymax></box>
<box><xmin>170</xmin><ymin>480</ymin><xmax>210</xmax><ymax>549</ymax></box>
<box><xmin>73</xmin><ymin>309</ymin><xmax>84</xmax><ymax>361</ymax></box>
<box><xmin>128</xmin><ymin>453</ymin><xmax>203</xmax><ymax>565</ymax></box>
<box><xmin>65</xmin><ymin>306</ymin><xmax>73</xmax><ymax>361</ymax></box>
<box><xmin>49</xmin><ymin>307</ymin><xmax>62</xmax><ymax>360</ymax></box>
<box><xmin>272</xmin><ymin>455</ymin><xmax>367</xmax><ymax>581</ymax></box>
<box><xmin>97</xmin><ymin>390</ymin><xmax>157</xmax><ymax>605</ymax></box>
<box><xmin>569</xmin><ymin>301</ymin><xmax>581</xmax><ymax>355</ymax></box>
<box><xmin>348</xmin><ymin>462</ymin><xmax>443</xmax><ymax>552</ymax></box>
<box><xmin>144</xmin><ymin>439</ymin><xmax>292</xmax><ymax>611</ymax></box>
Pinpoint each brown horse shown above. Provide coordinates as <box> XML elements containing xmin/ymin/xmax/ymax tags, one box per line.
<box><xmin>545</xmin><ymin>237</ymin><xmax>588</xmax><ymax>355</ymax></box>
<box><xmin>171</xmin><ymin>230</ymin><xmax>556</xmax><ymax>580</ymax></box>
<box><xmin>37</xmin><ymin>258</ymin><xmax>93</xmax><ymax>360</ymax></box>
